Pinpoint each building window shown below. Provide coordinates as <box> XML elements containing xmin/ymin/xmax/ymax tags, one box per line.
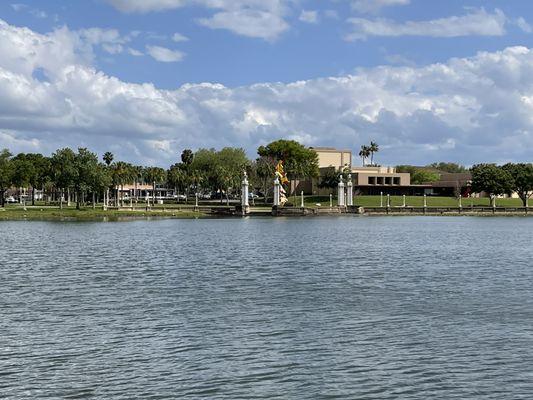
<box><xmin>368</xmin><ymin>176</ymin><xmax>376</xmax><ymax>185</ymax></box>
<box><xmin>377</xmin><ymin>177</ymin><xmax>384</xmax><ymax>185</ymax></box>
<box><xmin>385</xmin><ymin>177</ymin><xmax>392</xmax><ymax>185</ymax></box>
<box><xmin>393</xmin><ymin>177</ymin><xmax>400</xmax><ymax>185</ymax></box>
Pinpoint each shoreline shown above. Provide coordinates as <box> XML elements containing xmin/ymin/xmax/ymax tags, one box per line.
<box><xmin>0</xmin><ymin>205</ymin><xmax>531</xmax><ymax>221</ymax></box>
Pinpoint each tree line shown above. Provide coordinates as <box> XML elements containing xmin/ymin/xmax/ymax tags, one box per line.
<box><xmin>0</xmin><ymin>140</ymin><xmax>320</xmax><ymax>208</ymax></box>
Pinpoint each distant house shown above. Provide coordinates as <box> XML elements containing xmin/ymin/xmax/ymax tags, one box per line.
<box><xmin>308</xmin><ymin>147</ymin><xmax>411</xmax><ymax>195</ymax></box>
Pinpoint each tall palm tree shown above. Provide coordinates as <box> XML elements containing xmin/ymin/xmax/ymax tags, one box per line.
<box><xmin>103</xmin><ymin>152</ymin><xmax>114</xmax><ymax>166</ymax></box>
<box><xmin>359</xmin><ymin>145</ymin><xmax>370</xmax><ymax>167</ymax></box>
<box><xmin>112</xmin><ymin>161</ymin><xmax>134</xmax><ymax>207</ymax></box>
<box><xmin>369</xmin><ymin>141</ymin><xmax>379</xmax><ymax>166</ymax></box>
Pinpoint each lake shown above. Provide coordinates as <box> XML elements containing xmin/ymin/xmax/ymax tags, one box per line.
<box><xmin>1</xmin><ymin>216</ymin><xmax>533</xmax><ymax>399</ymax></box>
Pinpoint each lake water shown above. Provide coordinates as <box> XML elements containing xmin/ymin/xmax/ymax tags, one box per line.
<box><xmin>1</xmin><ymin>216</ymin><xmax>533</xmax><ymax>399</ymax></box>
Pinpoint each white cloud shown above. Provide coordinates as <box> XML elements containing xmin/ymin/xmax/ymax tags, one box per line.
<box><xmin>105</xmin><ymin>0</ymin><xmax>186</xmax><ymax>13</ymax></box>
<box><xmin>107</xmin><ymin>0</ymin><xmax>291</xmax><ymax>41</ymax></box>
<box><xmin>146</xmin><ymin>45</ymin><xmax>185</xmax><ymax>62</ymax></box>
<box><xmin>351</xmin><ymin>0</ymin><xmax>410</xmax><ymax>14</ymax></box>
<box><xmin>172</xmin><ymin>32</ymin><xmax>189</xmax><ymax>42</ymax></box>
<box><xmin>346</xmin><ymin>8</ymin><xmax>507</xmax><ymax>41</ymax></box>
<box><xmin>516</xmin><ymin>17</ymin><xmax>532</xmax><ymax>33</ymax></box>
<box><xmin>198</xmin><ymin>9</ymin><xmax>288</xmax><ymax>41</ymax></box>
<box><xmin>1</xmin><ymin>19</ymin><xmax>533</xmax><ymax>166</ymax></box>
<box><xmin>10</xmin><ymin>3</ymin><xmax>47</xmax><ymax>18</ymax></box>
<box><xmin>299</xmin><ymin>10</ymin><xmax>318</xmax><ymax>24</ymax></box>
<box><xmin>127</xmin><ymin>47</ymin><xmax>143</xmax><ymax>56</ymax></box>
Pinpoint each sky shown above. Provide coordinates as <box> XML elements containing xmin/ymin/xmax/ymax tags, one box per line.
<box><xmin>1</xmin><ymin>0</ymin><xmax>533</xmax><ymax>167</ymax></box>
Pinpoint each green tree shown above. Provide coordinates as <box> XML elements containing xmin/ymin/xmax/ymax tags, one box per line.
<box><xmin>0</xmin><ymin>149</ymin><xmax>14</xmax><ymax>207</ymax></box>
<box><xmin>111</xmin><ymin>161</ymin><xmax>135</xmax><ymax>207</ymax></box>
<box><xmin>318</xmin><ymin>166</ymin><xmax>339</xmax><ymax>193</ymax></box>
<box><xmin>427</xmin><ymin>162</ymin><xmax>467</xmax><ymax>173</ymax></box>
<box><xmin>396</xmin><ymin>165</ymin><xmax>440</xmax><ymax>184</ymax></box>
<box><xmin>359</xmin><ymin>145</ymin><xmax>370</xmax><ymax>166</ymax></box>
<box><xmin>251</xmin><ymin>156</ymin><xmax>276</xmax><ymax>203</ymax></box>
<box><xmin>103</xmin><ymin>152</ymin><xmax>114</xmax><ymax>166</ymax></box>
<box><xmin>144</xmin><ymin>166</ymin><xmax>167</xmax><ymax>204</ymax></box>
<box><xmin>471</xmin><ymin>164</ymin><xmax>513</xmax><ymax>206</ymax></box>
<box><xmin>257</xmin><ymin>140</ymin><xmax>319</xmax><ymax>195</ymax></box>
<box><xmin>369</xmin><ymin>141</ymin><xmax>379</xmax><ymax>166</ymax></box>
<box><xmin>50</xmin><ymin>148</ymin><xmax>76</xmax><ymax>209</ymax></box>
<box><xmin>181</xmin><ymin>149</ymin><xmax>194</xmax><ymax>166</ymax></box>
<box><xmin>72</xmin><ymin>148</ymin><xmax>100</xmax><ymax>209</ymax></box>
<box><xmin>502</xmin><ymin>163</ymin><xmax>533</xmax><ymax>207</ymax></box>
<box><xmin>12</xmin><ymin>153</ymin><xmax>51</xmax><ymax>205</ymax></box>
<box><xmin>167</xmin><ymin>163</ymin><xmax>189</xmax><ymax>198</ymax></box>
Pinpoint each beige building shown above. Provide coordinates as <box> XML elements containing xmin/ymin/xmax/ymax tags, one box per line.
<box><xmin>311</xmin><ymin>147</ymin><xmax>352</xmax><ymax>169</ymax></box>
<box><xmin>309</xmin><ymin>147</ymin><xmax>410</xmax><ymax>195</ymax></box>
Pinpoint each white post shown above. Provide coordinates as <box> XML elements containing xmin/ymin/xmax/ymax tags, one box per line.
<box><xmin>380</xmin><ymin>191</ymin><xmax>383</xmax><ymax>207</ymax></box>
<box><xmin>402</xmin><ymin>194</ymin><xmax>406</xmax><ymax>207</ymax></box>
<box><xmin>387</xmin><ymin>194</ymin><xmax>390</xmax><ymax>208</ymax></box>
<box><xmin>338</xmin><ymin>175</ymin><xmax>345</xmax><ymax>207</ymax></box>
<box><xmin>423</xmin><ymin>194</ymin><xmax>427</xmax><ymax>208</ymax></box>
<box><xmin>241</xmin><ymin>171</ymin><xmax>249</xmax><ymax>214</ymax></box>
<box><xmin>459</xmin><ymin>194</ymin><xmax>462</xmax><ymax>208</ymax></box>
<box><xmin>527</xmin><ymin>196</ymin><xmax>529</xmax><ymax>208</ymax></box>
<box><xmin>195</xmin><ymin>192</ymin><xmax>198</xmax><ymax>208</ymax></box>
<box><xmin>347</xmin><ymin>174</ymin><xmax>353</xmax><ymax>206</ymax></box>
<box><xmin>329</xmin><ymin>193</ymin><xmax>332</xmax><ymax>208</ymax></box>
<box><xmin>300</xmin><ymin>191</ymin><xmax>304</xmax><ymax>208</ymax></box>
<box><xmin>273</xmin><ymin>177</ymin><xmax>280</xmax><ymax>206</ymax></box>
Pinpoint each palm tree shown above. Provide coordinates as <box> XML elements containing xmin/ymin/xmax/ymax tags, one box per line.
<box><xmin>112</xmin><ymin>161</ymin><xmax>134</xmax><ymax>207</ymax></box>
<box><xmin>369</xmin><ymin>141</ymin><xmax>379</xmax><ymax>166</ymax></box>
<box><xmin>103</xmin><ymin>152</ymin><xmax>114</xmax><ymax>166</ymax></box>
<box><xmin>359</xmin><ymin>145</ymin><xmax>370</xmax><ymax>167</ymax></box>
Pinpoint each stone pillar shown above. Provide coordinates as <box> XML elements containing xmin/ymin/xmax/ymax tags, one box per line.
<box><xmin>273</xmin><ymin>177</ymin><xmax>280</xmax><ymax>206</ymax></box>
<box><xmin>347</xmin><ymin>174</ymin><xmax>353</xmax><ymax>206</ymax></box>
<box><xmin>241</xmin><ymin>171</ymin><xmax>250</xmax><ymax>214</ymax></box>
<box><xmin>338</xmin><ymin>175</ymin><xmax>345</xmax><ymax>207</ymax></box>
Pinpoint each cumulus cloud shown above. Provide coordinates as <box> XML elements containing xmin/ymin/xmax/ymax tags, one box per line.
<box><xmin>172</xmin><ymin>32</ymin><xmax>189</xmax><ymax>42</ymax></box>
<box><xmin>1</xmin><ymin>19</ymin><xmax>533</xmax><ymax>166</ymax></box>
<box><xmin>351</xmin><ymin>0</ymin><xmax>410</xmax><ymax>14</ymax></box>
<box><xmin>299</xmin><ymin>10</ymin><xmax>318</xmax><ymax>24</ymax></box>
<box><xmin>107</xmin><ymin>0</ymin><xmax>291</xmax><ymax>41</ymax></box>
<box><xmin>146</xmin><ymin>45</ymin><xmax>185</xmax><ymax>62</ymax></box>
<box><xmin>346</xmin><ymin>8</ymin><xmax>507</xmax><ymax>40</ymax></box>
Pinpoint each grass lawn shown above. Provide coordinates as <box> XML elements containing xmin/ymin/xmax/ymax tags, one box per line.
<box><xmin>0</xmin><ymin>205</ymin><xmax>204</xmax><ymax>220</ymax></box>
<box><xmin>301</xmin><ymin>195</ymin><xmax>526</xmax><ymax>208</ymax></box>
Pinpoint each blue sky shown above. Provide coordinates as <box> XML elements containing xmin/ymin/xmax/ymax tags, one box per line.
<box><xmin>1</xmin><ymin>0</ymin><xmax>533</xmax><ymax>166</ymax></box>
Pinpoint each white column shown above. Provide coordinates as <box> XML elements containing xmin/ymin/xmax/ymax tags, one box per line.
<box><xmin>423</xmin><ymin>194</ymin><xmax>427</xmax><ymax>208</ymax></box>
<box><xmin>347</xmin><ymin>174</ymin><xmax>353</xmax><ymax>206</ymax></box>
<box><xmin>300</xmin><ymin>191</ymin><xmax>304</xmax><ymax>208</ymax></box>
<box><xmin>459</xmin><ymin>194</ymin><xmax>462</xmax><ymax>208</ymax></box>
<box><xmin>338</xmin><ymin>175</ymin><xmax>345</xmax><ymax>207</ymax></box>
<box><xmin>195</xmin><ymin>192</ymin><xmax>198</xmax><ymax>208</ymax></box>
<box><xmin>402</xmin><ymin>194</ymin><xmax>406</xmax><ymax>207</ymax></box>
<box><xmin>380</xmin><ymin>191</ymin><xmax>383</xmax><ymax>207</ymax></box>
<box><xmin>241</xmin><ymin>171</ymin><xmax>249</xmax><ymax>208</ymax></box>
<box><xmin>387</xmin><ymin>194</ymin><xmax>390</xmax><ymax>208</ymax></box>
<box><xmin>273</xmin><ymin>177</ymin><xmax>280</xmax><ymax>206</ymax></box>
<box><xmin>329</xmin><ymin>193</ymin><xmax>332</xmax><ymax>208</ymax></box>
